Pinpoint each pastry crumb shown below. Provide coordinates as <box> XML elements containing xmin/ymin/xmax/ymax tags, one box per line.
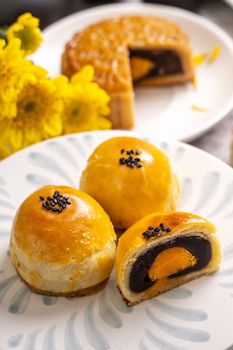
<box><xmin>191</xmin><ymin>104</ymin><xmax>208</xmax><ymax>112</ymax></box>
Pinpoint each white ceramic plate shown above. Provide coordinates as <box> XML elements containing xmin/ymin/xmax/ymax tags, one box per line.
<box><xmin>224</xmin><ymin>0</ymin><xmax>233</xmax><ymax>8</ymax></box>
<box><xmin>0</xmin><ymin>130</ymin><xmax>233</xmax><ymax>350</ymax></box>
<box><xmin>32</xmin><ymin>3</ymin><xmax>233</xmax><ymax>142</ymax></box>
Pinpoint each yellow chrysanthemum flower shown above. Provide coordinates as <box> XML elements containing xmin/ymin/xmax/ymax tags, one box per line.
<box><xmin>0</xmin><ymin>78</ymin><xmax>63</xmax><ymax>157</ymax></box>
<box><xmin>7</xmin><ymin>12</ymin><xmax>43</xmax><ymax>56</ymax></box>
<box><xmin>71</xmin><ymin>65</ymin><xmax>95</xmax><ymax>85</ymax></box>
<box><xmin>0</xmin><ymin>38</ymin><xmax>47</xmax><ymax>120</ymax></box>
<box><xmin>56</xmin><ymin>66</ymin><xmax>111</xmax><ymax>134</ymax></box>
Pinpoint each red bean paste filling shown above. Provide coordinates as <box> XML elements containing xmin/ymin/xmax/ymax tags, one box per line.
<box><xmin>129</xmin><ymin>49</ymin><xmax>183</xmax><ymax>84</ymax></box>
<box><xmin>129</xmin><ymin>235</ymin><xmax>211</xmax><ymax>293</ymax></box>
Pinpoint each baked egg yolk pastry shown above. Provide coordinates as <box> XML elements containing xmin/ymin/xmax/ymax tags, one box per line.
<box><xmin>80</xmin><ymin>136</ymin><xmax>180</xmax><ymax>230</ymax></box>
<box><xmin>62</xmin><ymin>15</ymin><xmax>195</xmax><ymax>129</ymax></box>
<box><xmin>116</xmin><ymin>212</ymin><xmax>221</xmax><ymax>305</ymax></box>
<box><xmin>10</xmin><ymin>186</ymin><xmax>116</xmax><ymax>296</ymax></box>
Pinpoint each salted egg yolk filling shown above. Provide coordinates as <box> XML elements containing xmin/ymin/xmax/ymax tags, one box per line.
<box><xmin>147</xmin><ymin>247</ymin><xmax>197</xmax><ymax>281</ymax></box>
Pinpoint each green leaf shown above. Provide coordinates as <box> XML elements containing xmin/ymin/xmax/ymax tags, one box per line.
<box><xmin>0</xmin><ymin>27</ymin><xmax>8</xmax><ymax>42</ymax></box>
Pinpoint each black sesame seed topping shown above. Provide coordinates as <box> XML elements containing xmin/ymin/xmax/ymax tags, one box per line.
<box><xmin>143</xmin><ymin>231</ymin><xmax>155</xmax><ymax>239</ymax></box>
<box><xmin>142</xmin><ymin>223</ymin><xmax>171</xmax><ymax>239</ymax></box>
<box><xmin>119</xmin><ymin>149</ymin><xmax>142</xmax><ymax>169</ymax></box>
<box><xmin>40</xmin><ymin>191</ymin><xmax>71</xmax><ymax>213</ymax></box>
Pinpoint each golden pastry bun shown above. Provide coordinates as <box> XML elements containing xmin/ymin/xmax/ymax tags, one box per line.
<box><xmin>116</xmin><ymin>212</ymin><xmax>221</xmax><ymax>305</ymax></box>
<box><xmin>80</xmin><ymin>136</ymin><xmax>180</xmax><ymax>229</ymax></box>
<box><xmin>10</xmin><ymin>186</ymin><xmax>116</xmax><ymax>296</ymax></box>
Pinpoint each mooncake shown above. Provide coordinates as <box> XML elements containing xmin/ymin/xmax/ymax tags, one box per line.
<box><xmin>62</xmin><ymin>15</ymin><xmax>194</xmax><ymax>129</ymax></box>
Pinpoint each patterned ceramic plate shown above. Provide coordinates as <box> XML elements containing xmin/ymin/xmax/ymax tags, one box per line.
<box><xmin>32</xmin><ymin>3</ymin><xmax>233</xmax><ymax>142</ymax></box>
<box><xmin>0</xmin><ymin>130</ymin><xmax>233</xmax><ymax>350</ymax></box>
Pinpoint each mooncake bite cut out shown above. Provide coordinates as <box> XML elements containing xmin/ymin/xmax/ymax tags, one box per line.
<box><xmin>10</xmin><ymin>186</ymin><xmax>116</xmax><ymax>296</ymax></box>
<box><xmin>62</xmin><ymin>15</ymin><xmax>195</xmax><ymax>129</ymax></box>
<box><xmin>116</xmin><ymin>212</ymin><xmax>221</xmax><ymax>305</ymax></box>
<box><xmin>80</xmin><ymin>136</ymin><xmax>180</xmax><ymax>230</ymax></box>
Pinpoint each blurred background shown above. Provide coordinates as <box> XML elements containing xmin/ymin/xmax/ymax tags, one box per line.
<box><xmin>0</xmin><ymin>0</ymin><xmax>232</xmax><ymax>34</ymax></box>
<box><xmin>0</xmin><ymin>0</ymin><xmax>233</xmax><ymax>163</ymax></box>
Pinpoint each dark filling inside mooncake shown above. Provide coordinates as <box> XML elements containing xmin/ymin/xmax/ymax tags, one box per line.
<box><xmin>129</xmin><ymin>235</ymin><xmax>211</xmax><ymax>293</ymax></box>
<box><xmin>129</xmin><ymin>49</ymin><xmax>183</xmax><ymax>83</ymax></box>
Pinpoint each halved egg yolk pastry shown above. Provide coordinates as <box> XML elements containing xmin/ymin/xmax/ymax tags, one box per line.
<box><xmin>116</xmin><ymin>212</ymin><xmax>221</xmax><ymax>305</ymax></box>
